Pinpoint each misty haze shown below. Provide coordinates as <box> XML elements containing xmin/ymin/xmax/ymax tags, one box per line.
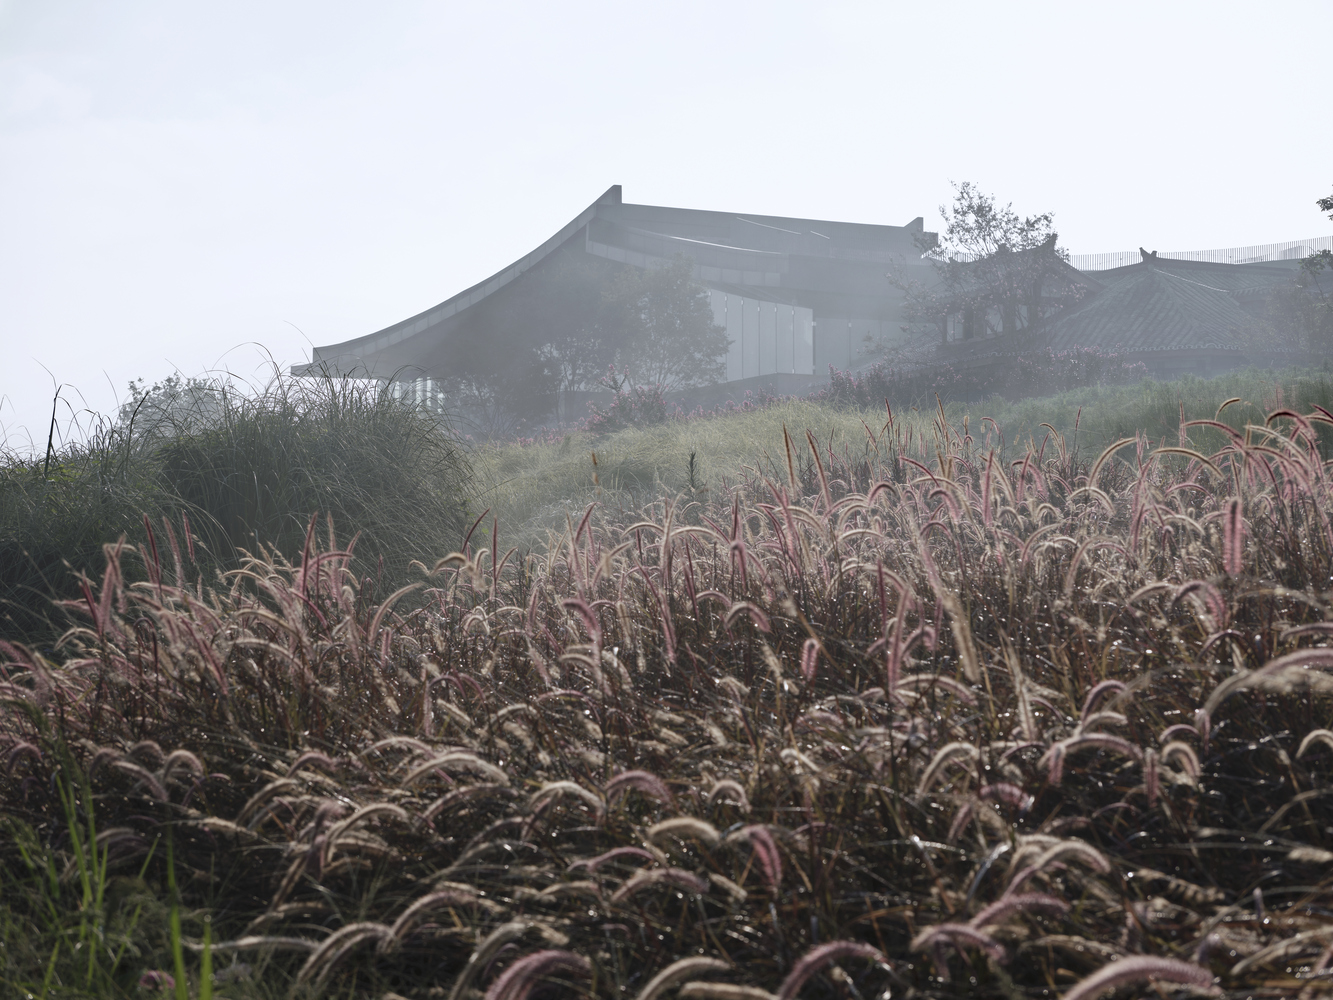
<box><xmin>2</xmin><ymin>4</ymin><xmax>1332</xmax><ymax>999</ymax></box>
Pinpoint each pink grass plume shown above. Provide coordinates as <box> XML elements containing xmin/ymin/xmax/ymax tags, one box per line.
<box><xmin>569</xmin><ymin>846</ymin><xmax>656</xmax><ymax>873</ymax></box>
<box><xmin>910</xmin><ymin>922</ymin><xmax>1006</xmax><ymax>962</ymax></box>
<box><xmin>605</xmin><ymin>769</ymin><xmax>675</xmax><ymax>806</ymax></box>
<box><xmin>1059</xmin><ymin>956</ymin><xmax>1216</xmax><ymax>1000</ymax></box>
<box><xmin>1222</xmin><ymin>497</ymin><xmax>1244</xmax><ymax>576</ymax></box>
<box><xmin>969</xmin><ymin>892</ymin><xmax>1069</xmax><ymax>928</ymax></box>
<box><xmin>610</xmin><ymin>867</ymin><xmax>709</xmax><ymax>903</ymax></box>
<box><xmin>484</xmin><ymin>949</ymin><xmax>591</xmax><ymax>1000</ymax></box>
<box><xmin>800</xmin><ymin>638</ymin><xmax>819</xmax><ymax>683</ymax></box>
<box><xmin>729</xmin><ymin>824</ymin><xmax>782</xmax><ymax>891</ymax></box>
<box><xmin>776</xmin><ymin>941</ymin><xmax>885</xmax><ymax>1000</ymax></box>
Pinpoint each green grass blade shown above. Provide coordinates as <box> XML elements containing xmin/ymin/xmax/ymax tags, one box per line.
<box><xmin>39</xmin><ymin>938</ymin><xmax>59</xmax><ymax>1000</ymax></box>
<box><xmin>170</xmin><ymin>903</ymin><xmax>187</xmax><ymax>1000</ymax></box>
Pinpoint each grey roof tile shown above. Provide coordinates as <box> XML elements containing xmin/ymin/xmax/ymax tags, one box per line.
<box><xmin>1046</xmin><ymin>259</ymin><xmax>1259</xmax><ymax>353</ymax></box>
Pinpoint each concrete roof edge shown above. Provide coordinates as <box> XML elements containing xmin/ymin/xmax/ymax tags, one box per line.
<box><xmin>297</xmin><ymin>184</ymin><xmax>622</xmax><ymax>368</ymax></box>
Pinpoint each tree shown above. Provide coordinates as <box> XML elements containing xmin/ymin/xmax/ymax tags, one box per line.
<box><xmin>432</xmin><ymin>288</ymin><xmax>560</xmax><ymax>436</ymax></box>
<box><xmin>1255</xmin><ymin>187</ymin><xmax>1333</xmax><ymax>353</ymax></box>
<box><xmin>1263</xmin><ymin>256</ymin><xmax>1331</xmax><ymax>353</ymax></box>
<box><xmin>510</xmin><ymin>251</ymin><xmax>632</xmax><ymax>396</ymax></box>
<box><xmin>118</xmin><ymin>374</ymin><xmax>227</xmax><ymax>444</ymax></box>
<box><xmin>608</xmin><ymin>255</ymin><xmax>729</xmax><ymax>390</ymax></box>
<box><xmin>888</xmin><ymin>182</ymin><xmax>1091</xmax><ymax>348</ymax></box>
<box><xmin>433</xmin><ymin>251</ymin><xmax>726</xmax><ymax>433</ymax></box>
<box><xmin>928</xmin><ymin>180</ymin><xmax>1062</xmax><ymax>262</ymax></box>
<box><xmin>1272</xmin><ymin>186</ymin><xmax>1333</xmax><ymax>350</ymax></box>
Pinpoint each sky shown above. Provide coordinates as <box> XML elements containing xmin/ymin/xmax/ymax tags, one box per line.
<box><xmin>2</xmin><ymin>0</ymin><xmax>1330</xmax><ymax>449</ymax></box>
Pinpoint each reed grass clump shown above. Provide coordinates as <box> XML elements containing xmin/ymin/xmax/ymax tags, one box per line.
<box><xmin>150</xmin><ymin>373</ymin><xmax>473</xmax><ymax>569</ymax></box>
<box><xmin>0</xmin><ymin>373</ymin><xmax>474</xmax><ymax>648</ymax></box>
<box><xmin>0</xmin><ymin>420</ymin><xmax>167</xmax><ymax>648</ymax></box>
<box><xmin>5</xmin><ymin>386</ymin><xmax>1333</xmax><ymax>998</ymax></box>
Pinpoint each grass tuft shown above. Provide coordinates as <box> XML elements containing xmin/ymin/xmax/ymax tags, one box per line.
<box><xmin>1</xmin><ymin>371</ymin><xmax>474</xmax><ymax>648</ymax></box>
<box><xmin>5</xmin><ymin>365</ymin><xmax>1333</xmax><ymax>997</ymax></box>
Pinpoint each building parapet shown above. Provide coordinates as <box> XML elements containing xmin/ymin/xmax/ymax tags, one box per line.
<box><xmin>1070</xmin><ymin>236</ymin><xmax>1333</xmax><ymax>272</ymax></box>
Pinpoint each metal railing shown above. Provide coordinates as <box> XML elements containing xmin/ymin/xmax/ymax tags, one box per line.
<box><xmin>1070</xmin><ymin>236</ymin><xmax>1333</xmax><ymax>272</ymax></box>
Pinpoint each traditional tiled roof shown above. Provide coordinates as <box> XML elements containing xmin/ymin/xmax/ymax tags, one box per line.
<box><xmin>1046</xmin><ymin>251</ymin><xmax>1270</xmax><ymax>353</ymax></box>
<box><xmin>1089</xmin><ymin>250</ymin><xmax>1294</xmax><ymax>297</ymax></box>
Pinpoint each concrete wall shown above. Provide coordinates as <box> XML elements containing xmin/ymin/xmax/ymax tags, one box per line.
<box><xmin>812</xmin><ymin>315</ymin><xmax>902</xmax><ymax>372</ymax></box>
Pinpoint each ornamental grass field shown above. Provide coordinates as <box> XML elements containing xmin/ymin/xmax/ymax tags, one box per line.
<box><xmin>5</xmin><ymin>377</ymin><xmax>1333</xmax><ymax>998</ymax></box>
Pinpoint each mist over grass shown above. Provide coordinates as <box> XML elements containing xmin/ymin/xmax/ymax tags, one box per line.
<box><xmin>475</xmin><ymin>365</ymin><xmax>1333</xmax><ymax>551</ymax></box>
<box><xmin>4</xmin><ymin>364</ymin><xmax>1333</xmax><ymax>998</ymax></box>
<box><xmin>977</xmin><ymin>365</ymin><xmax>1333</xmax><ymax>451</ymax></box>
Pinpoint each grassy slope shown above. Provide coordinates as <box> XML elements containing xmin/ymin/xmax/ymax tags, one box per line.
<box><xmin>976</xmin><ymin>365</ymin><xmax>1333</xmax><ymax>451</ymax></box>
<box><xmin>475</xmin><ymin>366</ymin><xmax>1333</xmax><ymax>550</ymax></box>
<box><xmin>4</xmin><ymin>365</ymin><xmax>1333</xmax><ymax>998</ymax></box>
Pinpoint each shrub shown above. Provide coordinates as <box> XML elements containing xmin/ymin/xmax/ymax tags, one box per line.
<box><xmin>152</xmin><ymin>373</ymin><xmax>473</xmax><ymax>567</ymax></box>
<box><xmin>1008</xmin><ymin>346</ymin><xmax>1148</xmax><ymax>395</ymax></box>
<box><xmin>584</xmin><ymin>366</ymin><xmax>674</xmax><ymax>434</ymax></box>
<box><xmin>817</xmin><ymin>346</ymin><xmax>1147</xmax><ymax>408</ymax></box>
<box><xmin>0</xmin><ymin>372</ymin><xmax>474</xmax><ymax>647</ymax></box>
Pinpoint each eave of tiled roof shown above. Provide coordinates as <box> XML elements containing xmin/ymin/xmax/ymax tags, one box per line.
<box><xmin>1046</xmin><ymin>261</ymin><xmax>1256</xmax><ymax>353</ymax></box>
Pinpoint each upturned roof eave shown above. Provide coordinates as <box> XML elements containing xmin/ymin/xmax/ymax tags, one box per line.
<box><xmin>293</xmin><ymin>184</ymin><xmax>624</xmax><ymax>376</ymax></box>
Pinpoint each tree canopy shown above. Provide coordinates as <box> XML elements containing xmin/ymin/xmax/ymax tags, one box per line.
<box><xmin>888</xmin><ymin>182</ymin><xmax>1089</xmax><ymax>348</ymax></box>
<box><xmin>926</xmin><ymin>180</ymin><xmax>1063</xmax><ymax>262</ymax></box>
<box><xmin>1273</xmin><ymin>186</ymin><xmax>1333</xmax><ymax>352</ymax></box>
<box><xmin>433</xmin><ymin>251</ymin><xmax>728</xmax><ymax>433</ymax></box>
<box><xmin>607</xmin><ymin>255</ymin><xmax>729</xmax><ymax>390</ymax></box>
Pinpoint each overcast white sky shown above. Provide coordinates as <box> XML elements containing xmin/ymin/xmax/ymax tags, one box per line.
<box><xmin>2</xmin><ymin>0</ymin><xmax>1330</xmax><ymax>448</ymax></box>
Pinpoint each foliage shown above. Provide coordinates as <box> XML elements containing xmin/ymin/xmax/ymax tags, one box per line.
<box><xmin>584</xmin><ymin>367</ymin><xmax>674</xmax><ymax>435</ymax></box>
<box><xmin>1259</xmin><ymin>185</ymin><xmax>1333</xmax><ymax>352</ymax></box>
<box><xmin>928</xmin><ymin>180</ymin><xmax>1063</xmax><ymax>262</ymax></box>
<box><xmin>1263</xmin><ymin>249</ymin><xmax>1333</xmax><ymax>353</ymax></box>
<box><xmin>888</xmin><ymin>182</ymin><xmax>1091</xmax><ymax>348</ymax></box>
<box><xmin>151</xmin><ymin>373</ymin><xmax>473</xmax><ymax>562</ymax></box>
<box><xmin>435</xmin><ymin>251</ymin><xmax>727</xmax><ymax>432</ymax></box>
<box><xmin>608</xmin><ymin>255</ymin><xmax>730</xmax><ymax>390</ymax></box>
<box><xmin>427</xmin><ymin>258</ymin><xmax>586</xmax><ymax>436</ymax></box>
<box><xmin>517</xmin><ymin>250</ymin><xmax>633</xmax><ymax>397</ymax></box>
<box><xmin>7</xmin><ymin>384</ymin><xmax>1333</xmax><ymax>997</ymax></box>
<box><xmin>119</xmin><ymin>374</ymin><xmax>228</xmax><ymax>446</ymax></box>
<box><xmin>1008</xmin><ymin>347</ymin><xmax>1150</xmax><ymax>394</ymax></box>
<box><xmin>431</xmin><ymin>336</ymin><xmax>559</xmax><ymax>439</ymax></box>
<box><xmin>579</xmin><ymin>366</ymin><xmax>776</xmax><ymax>438</ymax></box>
<box><xmin>815</xmin><ymin>347</ymin><xmax>1148</xmax><ymax>409</ymax></box>
<box><xmin>0</xmin><ymin>372</ymin><xmax>474</xmax><ymax>648</ymax></box>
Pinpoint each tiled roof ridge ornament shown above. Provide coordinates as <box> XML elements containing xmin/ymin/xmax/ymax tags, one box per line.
<box><xmin>1139</xmin><ymin>247</ymin><xmax>1159</xmax><ymax>264</ymax></box>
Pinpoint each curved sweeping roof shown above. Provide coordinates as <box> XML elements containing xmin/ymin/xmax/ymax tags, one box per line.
<box><xmin>293</xmin><ymin>185</ymin><xmax>933</xmax><ymax>379</ymax></box>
